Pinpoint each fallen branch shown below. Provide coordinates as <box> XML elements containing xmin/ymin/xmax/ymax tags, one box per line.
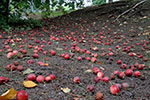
<box><xmin>115</xmin><ymin>0</ymin><xmax>147</xmax><ymax>21</ymax></box>
<box><xmin>128</xmin><ymin>8</ymin><xmax>150</xmax><ymax>18</ymax></box>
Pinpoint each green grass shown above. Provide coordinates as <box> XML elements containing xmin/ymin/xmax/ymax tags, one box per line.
<box><xmin>28</xmin><ymin>10</ymin><xmax>75</xmax><ymax>19</ymax></box>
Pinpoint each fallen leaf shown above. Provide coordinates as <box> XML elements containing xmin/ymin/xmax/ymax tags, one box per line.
<box><xmin>56</xmin><ymin>48</ymin><xmax>63</xmax><ymax>51</ymax></box>
<box><xmin>55</xmin><ymin>42</ymin><xmax>59</xmax><ymax>44</ymax></box>
<box><xmin>23</xmin><ymin>80</ymin><xmax>37</xmax><ymax>88</ymax></box>
<box><xmin>44</xmin><ymin>63</ymin><xmax>49</xmax><ymax>66</ymax></box>
<box><xmin>93</xmin><ymin>47</ymin><xmax>98</xmax><ymax>50</ymax></box>
<box><xmin>99</xmin><ymin>67</ymin><xmax>105</xmax><ymax>71</ymax></box>
<box><xmin>85</xmin><ymin>69</ymin><xmax>92</xmax><ymax>73</ymax></box>
<box><xmin>23</xmin><ymin>68</ymin><xmax>34</xmax><ymax>75</ymax></box>
<box><xmin>98</xmin><ymin>61</ymin><xmax>103</xmax><ymax>65</ymax></box>
<box><xmin>83</xmin><ymin>40</ymin><xmax>86</xmax><ymax>43</ymax></box>
<box><xmin>0</xmin><ymin>88</ymin><xmax>17</xmax><ymax>100</ymax></box>
<box><xmin>61</xmin><ymin>88</ymin><xmax>71</xmax><ymax>93</ymax></box>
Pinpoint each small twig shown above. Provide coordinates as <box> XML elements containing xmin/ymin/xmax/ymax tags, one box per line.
<box><xmin>68</xmin><ymin>93</ymin><xmax>81</xmax><ymax>98</ymax></box>
<box><xmin>14</xmin><ymin>80</ymin><xmax>22</xmax><ymax>85</ymax></box>
<box><xmin>4</xmin><ymin>83</ymin><xmax>13</xmax><ymax>88</ymax></box>
<box><xmin>115</xmin><ymin>0</ymin><xmax>147</xmax><ymax>21</ymax></box>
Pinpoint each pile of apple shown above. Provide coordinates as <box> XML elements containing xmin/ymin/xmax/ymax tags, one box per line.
<box><xmin>91</xmin><ymin>61</ymin><xmax>145</xmax><ymax>95</ymax></box>
<box><xmin>6</xmin><ymin>63</ymin><xmax>23</xmax><ymax>72</ymax></box>
<box><xmin>27</xmin><ymin>73</ymin><xmax>56</xmax><ymax>83</ymax></box>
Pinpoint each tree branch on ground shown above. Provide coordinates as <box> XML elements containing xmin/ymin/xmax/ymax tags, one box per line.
<box><xmin>115</xmin><ymin>0</ymin><xmax>147</xmax><ymax>21</ymax></box>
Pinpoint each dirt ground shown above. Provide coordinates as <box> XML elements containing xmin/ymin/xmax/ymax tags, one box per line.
<box><xmin>0</xmin><ymin>1</ymin><xmax>150</xmax><ymax>100</ymax></box>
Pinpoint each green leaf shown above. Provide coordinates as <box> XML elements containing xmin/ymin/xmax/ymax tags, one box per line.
<box><xmin>61</xmin><ymin>87</ymin><xmax>71</xmax><ymax>93</ymax></box>
<box><xmin>23</xmin><ymin>68</ymin><xmax>34</xmax><ymax>75</ymax></box>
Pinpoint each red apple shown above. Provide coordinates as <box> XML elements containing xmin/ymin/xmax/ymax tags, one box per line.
<box><xmin>6</xmin><ymin>64</ymin><xmax>16</xmax><ymax>71</ymax></box>
<box><xmin>28</xmin><ymin>45</ymin><xmax>32</xmax><ymax>49</ymax></box>
<box><xmin>129</xmin><ymin>52</ymin><xmax>135</xmax><ymax>56</ymax></box>
<box><xmin>97</xmin><ymin>72</ymin><xmax>104</xmax><ymax>78</ymax></box>
<box><xmin>86</xmin><ymin>57</ymin><xmax>90</xmax><ymax>61</ymax></box>
<box><xmin>86</xmin><ymin>84</ymin><xmax>95</xmax><ymax>92</ymax></box>
<box><xmin>50</xmin><ymin>50</ymin><xmax>56</xmax><ymax>56</ymax></box>
<box><xmin>77</xmin><ymin>56</ymin><xmax>82</xmax><ymax>61</ymax></box>
<box><xmin>73</xmin><ymin>76</ymin><xmax>80</xmax><ymax>84</ymax></box>
<box><xmin>92</xmin><ymin>67</ymin><xmax>101</xmax><ymax>74</ymax></box>
<box><xmin>32</xmin><ymin>53</ymin><xmax>39</xmax><ymax>58</ymax></box>
<box><xmin>17</xmin><ymin>65</ymin><xmax>23</xmax><ymax>71</ymax></box>
<box><xmin>110</xmin><ymin>74</ymin><xmax>115</xmax><ymax>80</ymax></box>
<box><xmin>43</xmin><ymin>51</ymin><xmax>48</xmax><ymax>55</ymax></box>
<box><xmin>27</xmin><ymin>74</ymin><xmax>36</xmax><ymax>81</ymax></box>
<box><xmin>45</xmin><ymin>76</ymin><xmax>51</xmax><ymax>83</ymax></box>
<box><xmin>49</xmin><ymin>74</ymin><xmax>56</xmax><ymax>80</ymax></box>
<box><xmin>36</xmin><ymin>75</ymin><xmax>44</xmax><ymax>83</ymax></box>
<box><xmin>134</xmin><ymin>71</ymin><xmax>141</xmax><ymax>77</ymax></box>
<box><xmin>7</xmin><ymin>48</ymin><xmax>13</xmax><ymax>53</ymax></box>
<box><xmin>22</xmin><ymin>50</ymin><xmax>27</xmax><ymax>54</ymax></box>
<box><xmin>116</xmin><ymin>45</ymin><xmax>120</xmax><ymax>49</ymax></box>
<box><xmin>108</xmin><ymin>52</ymin><xmax>113</xmax><ymax>56</ymax></box>
<box><xmin>118</xmin><ymin>72</ymin><xmax>125</xmax><ymax>79</ymax></box>
<box><xmin>64</xmin><ymin>54</ymin><xmax>70</xmax><ymax>60</ymax></box>
<box><xmin>121</xmin><ymin>64</ymin><xmax>127</xmax><ymax>69</ymax></box>
<box><xmin>102</xmin><ymin>77</ymin><xmax>110</xmax><ymax>83</ymax></box>
<box><xmin>91</xmin><ymin>57</ymin><xmax>97</xmax><ymax>63</ymax></box>
<box><xmin>94</xmin><ymin>77</ymin><xmax>101</xmax><ymax>83</ymax></box>
<box><xmin>48</xmin><ymin>42</ymin><xmax>51</xmax><ymax>45</ymax></box>
<box><xmin>7</xmin><ymin>52</ymin><xmax>14</xmax><ymax>59</ymax></box>
<box><xmin>137</xmin><ymin>64</ymin><xmax>144</xmax><ymax>70</ymax></box>
<box><xmin>110</xmin><ymin>85</ymin><xmax>120</xmax><ymax>95</ymax></box>
<box><xmin>16</xmin><ymin>90</ymin><xmax>28</xmax><ymax>100</ymax></box>
<box><xmin>85</xmin><ymin>50</ymin><xmax>90</xmax><ymax>54</ymax></box>
<box><xmin>117</xmin><ymin>60</ymin><xmax>122</xmax><ymax>64</ymax></box>
<box><xmin>0</xmin><ymin>76</ymin><xmax>9</xmax><ymax>84</ymax></box>
<box><xmin>125</xmin><ymin>69</ymin><xmax>133</xmax><ymax>76</ymax></box>
<box><xmin>113</xmin><ymin>70</ymin><xmax>119</xmax><ymax>75</ymax></box>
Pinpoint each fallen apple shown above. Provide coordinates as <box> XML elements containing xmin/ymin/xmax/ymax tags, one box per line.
<box><xmin>36</xmin><ymin>75</ymin><xmax>44</xmax><ymax>83</ymax></box>
<box><xmin>110</xmin><ymin>85</ymin><xmax>120</xmax><ymax>95</ymax></box>
<box><xmin>16</xmin><ymin>90</ymin><xmax>28</xmax><ymax>100</ymax></box>
<box><xmin>27</xmin><ymin>74</ymin><xmax>36</xmax><ymax>81</ymax></box>
<box><xmin>73</xmin><ymin>76</ymin><xmax>80</xmax><ymax>84</ymax></box>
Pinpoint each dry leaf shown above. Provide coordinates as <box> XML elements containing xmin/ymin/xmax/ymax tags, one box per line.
<box><xmin>85</xmin><ymin>69</ymin><xmax>92</xmax><ymax>73</ymax></box>
<box><xmin>0</xmin><ymin>88</ymin><xmax>17</xmax><ymax>100</ymax></box>
<box><xmin>98</xmin><ymin>61</ymin><xmax>103</xmax><ymax>65</ymax></box>
<box><xmin>93</xmin><ymin>47</ymin><xmax>98</xmax><ymax>50</ymax></box>
<box><xmin>61</xmin><ymin>88</ymin><xmax>71</xmax><ymax>93</ymax></box>
<box><xmin>99</xmin><ymin>67</ymin><xmax>105</xmax><ymax>71</ymax></box>
<box><xmin>56</xmin><ymin>48</ymin><xmax>63</xmax><ymax>51</ymax></box>
<box><xmin>23</xmin><ymin>80</ymin><xmax>37</xmax><ymax>88</ymax></box>
<box><xmin>44</xmin><ymin>63</ymin><xmax>49</xmax><ymax>66</ymax></box>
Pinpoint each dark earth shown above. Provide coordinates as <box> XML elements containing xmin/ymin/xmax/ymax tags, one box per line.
<box><xmin>0</xmin><ymin>1</ymin><xmax>150</xmax><ymax>100</ymax></box>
